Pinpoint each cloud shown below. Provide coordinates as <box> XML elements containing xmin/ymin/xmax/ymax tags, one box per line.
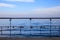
<box><xmin>0</xmin><ymin>3</ymin><xmax>16</xmax><ymax>8</ymax></box>
<box><xmin>33</xmin><ymin>6</ymin><xmax>60</xmax><ymax>13</ymax></box>
<box><xmin>31</xmin><ymin>6</ymin><xmax>60</xmax><ymax>17</ymax></box>
<box><xmin>0</xmin><ymin>6</ymin><xmax>60</xmax><ymax>17</ymax></box>
<box><xmin>4</xmin><ymin>0</ymin><xmax>35</xmax><ymax>2</ymax></box>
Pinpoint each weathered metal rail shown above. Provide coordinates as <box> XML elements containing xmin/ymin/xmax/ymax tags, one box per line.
<box><xmin>0</xmin><ymin>17</ymin><xmax>60</xmax><ymax>19</ymax></box>
<box><xmin>0</xmin><ymin>17</ymin><xmax>60</xmax><ymax>37</ymax></box>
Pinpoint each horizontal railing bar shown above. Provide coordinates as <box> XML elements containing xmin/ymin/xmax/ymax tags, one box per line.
<box><xmin>0</xmin><ymin>30</ymin><xmax>59</xmax><ymax>31</ymax></box>
<box><xmin>0</xmin><ymin>25</ymin><xmax>60</xmax><ymax>27</ymax></box>
<box><xmin>0</xmin><ymin>17</ymin><xmax>60</xmax><ymax>19</ymax></box>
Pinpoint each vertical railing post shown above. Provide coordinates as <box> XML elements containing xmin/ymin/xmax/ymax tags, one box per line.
<box><xmin>20</xmin><ymin>25</ymin><xmax>21</xmax><ymax>35</ymax></box>
<box><xmin>58</xmin><ymin>19</ymin><xmax>60</xmax><ymax>36</ymax></box>
<box><xmin>30</xmin><ymin>18</ymin><xmax>31</xmax><ymax>36</ymax></box>
<box><xmin>20</xmin><ymin>26</ymin><xmax>21</xmax><ymax>35</ymax></box>
<box><xmin>50</xmin><ymin>18</ymin><xmax>52</xmax><ymax>37</ymax></box>
<box><xmin>39</xmin><ymin>19</ymin><xmax>41</xmax><ymax>36</ymax></box>
<box><xmin>9</xmin><ymin>19</ymin><xmax>12</xmax><ymax>37</ymax></box>
<box><xmin>1</xmin><ymin>26</ymin><xmax>2</xmax><ymax>35</ymax></box>
<box><xmin>59</xmin><ymin>22</ymin><xmax>60</xmax><ymax>36</ymax></box>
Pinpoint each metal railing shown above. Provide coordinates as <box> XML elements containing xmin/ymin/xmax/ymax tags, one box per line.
<box><xmin>0</xmin><ymin>17</ymin><xmax>60</xmax><ymax>37</ymax></box>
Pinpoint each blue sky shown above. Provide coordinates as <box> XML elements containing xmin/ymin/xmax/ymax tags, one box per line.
<box><xmin>0</xmin><ymin>0</ymin><xmax>60</xmax><ymax>17</ymax></box>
